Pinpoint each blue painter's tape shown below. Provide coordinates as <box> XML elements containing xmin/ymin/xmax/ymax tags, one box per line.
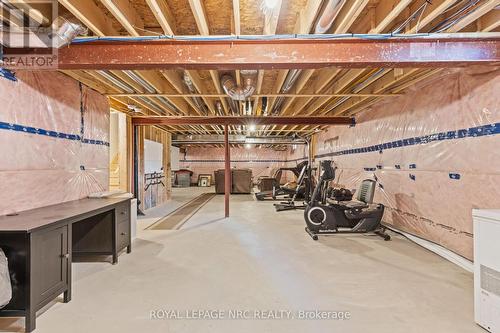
<box><xmin>314</xmin><ymin>122</ymin><xmax>499</xmax><ymax>159</ymax></box>
<box><xmin>409</xmin><ymin>174</ymin><xmax>416</xmax><ymax>181</ymax></box>
<box><xmin>395</xmin><ymin>164</ymin><xmax>401</xmax><ymax>169</ymax></box>
<box><xmin>364</xmin><ymin>167</ymin><xmax>376</xmax><ymax>171</ymax></box>
<box><xmin>0</xmin><ymin>68</ymin><xmax>17</xmax><ymax>82</ymax></box>
<box><xmin>409</xmin><ymin>164</ymin><xmax>417</xmax><ymax>169</ymax></box>
<box><xmin>0</xmin><ymin>121</ymin><xmax>109</xmax><ymax>146</ymax></box>
<box><xmin>449</xmin><ymin>173</ymin><xmax>461</xmax><ymax>180</ymax></box>
<box><xmin>182</xmin><ymin>159</ymin><xmax>287</xmax><ymax>163</ymax></box>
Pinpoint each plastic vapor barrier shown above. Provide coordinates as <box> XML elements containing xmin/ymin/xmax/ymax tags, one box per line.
<box><xmin>0</xmin><ymin>71</ymin><xmax>110</xmax><ymax>215</ymax></box>
<box><xmin>308</xmin><ymin>66</ymin><xmax>499</xmax><ymax>260</ymax></box>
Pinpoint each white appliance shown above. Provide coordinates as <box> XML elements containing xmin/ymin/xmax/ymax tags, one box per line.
<box><xmin>473</xmin><ymin>209</ymin><xmax>500</xmax><ymax>333</ymax></box>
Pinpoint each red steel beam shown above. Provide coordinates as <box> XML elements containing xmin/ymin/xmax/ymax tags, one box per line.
<box><xmin>131</xmin><ymin>116</ymin><xmax>355</xmax><ymax>126</ymax></box>
<box><xmin>3</xmin><ymin>37</ymin><xmax>499</xmax><ymax>70</ymax></box>
<box><xmin>224</xmin><ymin>124</ymin><xmax>230</xmax><ymax>218</ymax></box>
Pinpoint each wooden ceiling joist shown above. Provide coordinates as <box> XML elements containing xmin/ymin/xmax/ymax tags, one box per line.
<box><xmin>100</xmin><ymin>0</ymin><xmax>145</xmax><ymax>36</ymax></box>
<box><xmin>145</xmin><ymin>0</ymin><xmax>175</xmax><ymax>35</ymax></box>
<box><xmin>132</xmin><ymin>116</ymin><xmax>355</xmax><ymax>126</ymax></box>
<box><xmin>446</xmin><ymin>0</ymin><xmax>500</xmax><ymax>33</ymax></box>
<box><xmin>13</xmin><ymin>0</ymin><xmax>498</xmax><ymax>137</ymax></box>
<box><xmin>59</xmin><ymin>0</ymin><xmax>118</xmax><ymax>36</ymax></box>
<box><xmin>479</xmin><ymin>8</ymin><xmax>500</xmax><ymax>32</ymax></box>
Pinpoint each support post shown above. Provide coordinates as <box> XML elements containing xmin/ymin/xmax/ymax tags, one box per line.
<box><xmin>133</xmin><ymin>125</ymin><xmax>144</xmax><ymax>216</ymax></box>
<box><xmin>133</xmin><ymin>125</ymin><xmax>138</xmax><ymax>199</ymax></box>
<box><xmin>306</xmin><ymin>137</ymin><xmax>313</xmax><ymax>200</ymax></box>
<box><xmin>224</xmin><ymin>124</ymin><xmax>230</xmax><ymax>218</ymax></box>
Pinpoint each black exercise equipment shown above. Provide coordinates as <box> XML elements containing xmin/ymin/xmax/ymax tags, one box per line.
<box><xmin>273</xmin><ymin>161</ymin><xmax>315</xmax><ymax>212</ymax></box>
<box><xmin>255</xmin><ymin>161</ymin><xmax>311</xmax><ymax>201</ymax></box>
<box><xmin>304</xmin><ymin>160</ymin><xmax>390</xmax><ymax>241</ymax></box>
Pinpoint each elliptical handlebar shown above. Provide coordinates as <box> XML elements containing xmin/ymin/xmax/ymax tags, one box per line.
<box><xmin>309</xmin><ymin>160</ymin><xmax>336</xmax><ymax>204</ymax></box>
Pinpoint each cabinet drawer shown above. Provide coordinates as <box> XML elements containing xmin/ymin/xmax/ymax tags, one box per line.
<box><xmin>116</xmin><ymin>203</ymin><xmax>130</xmax><ymax>222</ymax></box>
<box><xmin>116</xmin><ymin>220</ymin><xmax>130</xmax><ymax>251</ymax></box>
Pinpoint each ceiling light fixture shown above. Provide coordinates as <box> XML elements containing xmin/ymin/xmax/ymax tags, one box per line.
<box><xmin>245</xmin><ymin>143</ymin><xmax>252</xmax><ymax>149</ymax></box>
<box><xmin>248</xmin><ymin>124</ymin><xmax>257</xmax><ymax>132</ymax></box>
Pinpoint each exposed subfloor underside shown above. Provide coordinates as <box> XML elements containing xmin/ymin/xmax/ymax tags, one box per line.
<box><xmin>0</xmin><ymin>188</ymin><xmax>481</xmax><ymax>332</ymax></box>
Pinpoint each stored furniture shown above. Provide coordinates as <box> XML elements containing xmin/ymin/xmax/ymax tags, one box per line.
<box><xmin>231</xmin><ymin>169</ymin><xmax>252</xmax><ymax>194</ymax></box>
<box><xmin>0</xmin><ymin>197</ymin><xmax>132</xmax><ymax>332</ymax></box>
<box><xmin>214</xmin><ymin>169</ymin><xmax>253</xmax><ymax>194</ymax></box>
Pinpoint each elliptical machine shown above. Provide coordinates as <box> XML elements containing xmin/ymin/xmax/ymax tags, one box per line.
<box><xmin>304</xmin><ymin>160</ymin><xmax>390</xmax><ymax>241</ymax></box>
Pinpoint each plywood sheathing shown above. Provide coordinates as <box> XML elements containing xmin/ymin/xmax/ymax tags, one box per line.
<box><xmin>94</xmin><ymin>0</ymin><xmax>129</xmax><ymax>35</ymax></box>
<box><xmin>276</xmin><ymin>0</ymin><xmax>307</xmax><ymax>34</ymax></box>
<box><xmin>240</xmin><ymin>0</ymin><xmax>265</xmax><ymax>34</ymax></box>
<box><xmin>204</xmin><ymin>0</ymin><xmax>233</xmax><ymax>35</ymax></box>
<box><xmin>167</xmin><ymin>0</ymin><xmax>199</xmax><ymax>35</ymax></box>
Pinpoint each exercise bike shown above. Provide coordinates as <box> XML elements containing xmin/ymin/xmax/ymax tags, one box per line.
<box><xmin>304</xmin><ymin>160</ymin><xmax>390</xmax><ymax>241</ymax></box>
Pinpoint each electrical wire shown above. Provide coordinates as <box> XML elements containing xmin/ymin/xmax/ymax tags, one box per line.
<box><xmin>429</xmin><ymin>0</ymin><xmax>482</xmax><ymax>33</ymax></box>
<box><xmin>70</xmin><ymin>32</ymin><xmax>459</xmax><ymax>45</ymax></box>
<box><xmin>392</xmin><ymin>0</ymin><xmax>430</xmax><ymax>34</ymax></box>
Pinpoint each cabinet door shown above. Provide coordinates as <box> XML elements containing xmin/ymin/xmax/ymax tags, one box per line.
<box><xmin>32</xmin><ymin>225</ymin><xmax>69</xmax><ymax>308</ymax></box>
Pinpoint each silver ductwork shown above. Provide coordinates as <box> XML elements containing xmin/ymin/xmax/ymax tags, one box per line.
<box><xmin>136</xmin><ymin>97</ymin><xmax>166</xmax><ymax>115</ymax></box>
<box><xmin>123</xmin><ymin>70</ymin><xmax>157</xmax><ymax>94</ymax></box>
<box><xmin>98</xmin><ymin>70</ymin><xmax>179</xmax><ymax>115</ymax></box>
<box><xmin>97</xmin><ymin>70</ymin><xmax>136</xmax><ymax>94</ymax></box>
<box><xmin>314</xmin><ymin>0</ymin><xmax>346</xmax><ymax>34</ymax></box>
<box><xmin>156</xmin><ymin>96</ymin><xmax>179</xmax><ymax>115</ymax></box>
<box><xmin>123</xmin><ymin>70</ymin><xmax>180</xmax><ymax>115</ymax></box>
<box><xmin>1</xmin><ymin>16</ymin><xmax>86</xmax><ymax>48</ymax></box>
<box><xmin>173</xmin><ymin>135</ymin><xmax>307</xmax><ymax>145</ymax></box>
<box><xmin>183</xmin><ymin>72</ymin><xmax>208</xmax><ymax>115</ymax></box>
<box><xmin>215</xmin><ymin>101</ymin><xmax>224</xmax><ymax>116</ymax></box>
<box><xmin>270</xmin><ymin>0</ymin><xmax>344</xmax><ymax>116</ymax></box>
<box><xmin>270</xmin><ymin>68</ymin><xmax>302</xmax><ymax>115</ymax></box>
<box><xmin>221</xmin><ymin>70</ymin><xmax>258</xmax><ymax>101</ymax></box>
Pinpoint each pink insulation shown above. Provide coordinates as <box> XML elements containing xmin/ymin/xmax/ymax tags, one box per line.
<box><xmin>308</xmin><ymin>66</ymin><xmax>500</xmax><ymax>260</ymax></box>
<box><xmin>179</xmin><ymin>147</ymin><xmax>289</xmax><ymax>183</ymax></box>
<box><xmin>0</xmin><ymin>71</ymin><xmax>110</xmax><ymax>215</ymax></box>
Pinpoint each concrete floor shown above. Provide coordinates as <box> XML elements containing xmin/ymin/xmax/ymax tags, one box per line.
<box><xmin>0</xmin><ymin>188</ymin><xmax>482</xmax><ymax>333</ymax></box>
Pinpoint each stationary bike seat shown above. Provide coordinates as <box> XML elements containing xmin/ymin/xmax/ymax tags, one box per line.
<box><xmin>327</xmin><ymin>199</ymin><xmax>369</xmax><ymax>210</ymax></box>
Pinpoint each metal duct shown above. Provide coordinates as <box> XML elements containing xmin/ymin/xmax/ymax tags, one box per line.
<box><xmin>1</xmin><ymin>16</ymin><xmax>86</xmax><ymax>48</ymax></box>
<box><xmin>221</xmin><ymin>70</ymin><xmax>258</xmax><ymax>101</ymax></box>
<box><xmin>123</xmin><ymin>70</ymin><xmax>157</xmax><ymax>94</ymax></box>
<box><xmin>173</xmin><ymin>135</ymin><xmax>307</xmax><ymax>145</ymax></box>
<box><xmin>97</xmin><ymin>70</ymin><xmax>135</xmax><ymax>94</ymax></box>
<box><xmin>227</xmin><ymin>98</ymin><xmax>240</xmax><ymax>115</ymax></box>
<box><xmin>121</xmin><ymin>70</ymin><xmax>179</xmax><ymax>114</ymax></box>
<box><xmin>156</xmin><ymin>96</ymin><xmax>179</xmax><ymax>115</ymax></box>
<box><xmin>314</xmin><ymin>0</ymin><xmax>346</xmax><ymax>34</ymax></box>
<box><xmin>183</xmin><ymin>72</ymin><xmax>208</xmax><ymax>115</ymax></box>
<box><xmin>137</xmin><ymin>97</ymin><xmax>167</xmax><ymax>115</ymax></box>
<box><xmin>270</xmin><ymin>0</ymin><xmax>343</xmax><ymax>115</ymax></box>
<box><xmin>215</xmin><ymin>101</ymin><xmax>224</xmax><ymax>116</ymax></box>
<box><xmin>270</xmin><ymin>68</ymin><xmax>302</xmax><ymax>115</ymax></box>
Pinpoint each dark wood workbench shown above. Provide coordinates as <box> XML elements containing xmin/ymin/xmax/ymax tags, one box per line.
<box><xmin>0</xmin><ymin>197</ymin><xmax>132</xmax><ymax>332</ymax></box>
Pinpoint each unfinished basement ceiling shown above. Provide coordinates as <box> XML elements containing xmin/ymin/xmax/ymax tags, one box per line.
<box><xmin>5</xmin><ymin>0</ymin><xmax>498</xmax><ymax>136</ymax></box>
